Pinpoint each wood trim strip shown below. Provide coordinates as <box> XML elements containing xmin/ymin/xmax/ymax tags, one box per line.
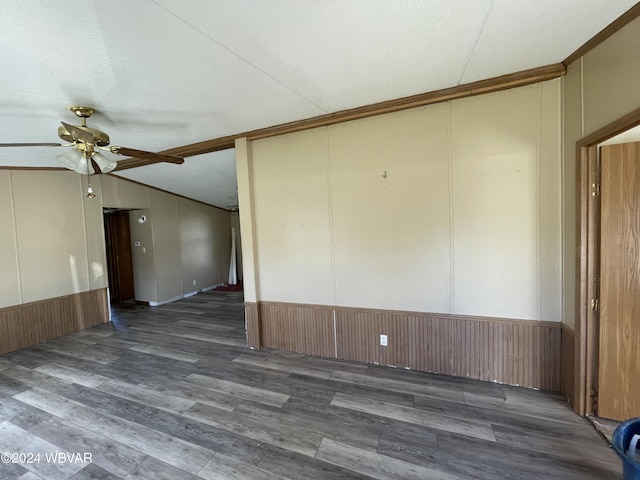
<box><xmin>563</xmin><ymin>3</ymin><xmax>640</xmax><ymax>67</ymax></box>
<box><xmin>244</xmin><ymin>301</ymin><xmax>261</xmax><ymax>349</ymax></box>
<box><xmin>577</xmin><ymin>105</ymin><xmax>640</xmax><ymax>147</ymax></box>
<box><xmin>0</xmin><ymin>166</ymin><xmax>66</xmax><ymax>171</ymax></box>
<box><xmin>115</xmin><ymin>63</ymin><xmax>565</xmax><ymax>169</ymax></box>
<box><xmin>0</xmin><ymin>289</ymin><xmax>109</xmax><ymax>355</ymax></box>
<box><xmin>256</xmin><ymin>301</ymin><xmax>562</xmax><ymax>391</ymax></box>
<box><xmin>575</xmin><ymin>145</ymin><xmax>591</xmax><ymax>415</ymax></box>
<box><xmin>561</xmin><ymin>324</ymin><xmax>576</xmax><ymax>407</ymax></box>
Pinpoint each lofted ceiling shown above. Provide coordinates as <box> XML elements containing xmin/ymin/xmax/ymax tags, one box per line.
<box><xmin>0</xmin><ymin>1</ymin><xmax>637</xmax><ymax>209</ymax></box>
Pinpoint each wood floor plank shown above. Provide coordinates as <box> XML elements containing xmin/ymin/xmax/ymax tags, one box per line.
<box><xmin>315</xmin><ymin>438</ymin><xmax>461</xmax><ymax>480</ymax></box>
<box><xmin>463</xmin><ymin>390</ymin><xmax>584</xmax><ymax>424</ymax></box>
<box><xmin>122</xmin><ymin>456</ymin><xmax>199</xmax><ymax>480</ymax></box>
<box><xmin>29</xmin><ymin>417</ymin><xmax>147</xmax><ymax>478</ymax></box>
<box><xmin>184</xmin><ymin>401</ymin><xmax>322</xmax><ymax>457</ymax></box>
<box><xmin>84</xmin><ymin>414</ymin><xmax>212</xmax><ymax>475</ymax></box>
<box><xmin>36</xmin><ymin>342</ymin><xmax>118</xmax><ymax>365</ymax></box>
<box><xmin>128</xmin><ymin>344</ymin><xmax>201</xmax><ymax>363</ymax></box>
<box><xmin>232</xmin><ymin>400</ymin><xmax>382</xmax><ymax>451</ymax></box>
<box><xmin>0</xmin><ymin>396</ymin><xmax>52</xmax><ymax>430</ymax></box>
<box><xmin>332</xmin><ymin>392</ymin><xmax>496</xmax><ymax>441</ymax></box>
<box><xmin>0</xmin><ymin>420</ymin><xmax>86</xmax><ymax>479</ymax></box>
<box><xmin>13</xmin><ymin>387</ymin><xmax>101</xmax><ymax>427</ymax></box>
<box><xmin>185</xmin><ymin>373</ymin><xmax>290</xmax><ymax>408</ymax></box>
<box><xmin>34</xmin><ymin>363</ymin><xmax>111</xmax><ymax>388</ymax></box>
<box><xmin>0</xmin><ymin>358</ymin><xmax>13</xmax><ymax>371</ymax></box>
<box><xmin>198</xmin><ymin>450</ymin><xmax>291</xmax><ymax>480</ymax></box>
<box><xmin>257</xmin><ymin>447</ymin><xmax>375</xmax><ymax>480</ymax></box>
<box><xmin>436</xmin><ymin>430</ymin><xmax>620</xmax><ymax>480</ymax></box>
<box><xmin>2</xmin><ymin>365</ymin><xmax>75</xmax><ymax>391</ymax></box>
<box><xmin>140</xmin><ymin>377</ymin><xmax>242</xmax><ymax>412</ymax></box>
<box><xmin>233</xmin><ymin>354</ymin><xmax>333</xmax><ymax>379</ymax></box>
<box><xmin>95</xmin><ymin>379</ymin><xmax>197</xmax><ymax>415</ymax></box>
<box><xmin>330</xmin><ymin>370</ymin><xmax>466</xmax><ymax>403</ymax></box>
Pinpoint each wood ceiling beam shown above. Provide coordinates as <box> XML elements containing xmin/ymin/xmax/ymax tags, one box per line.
<box><xmin>114</xmin><ymin>62</ymin><xmax>566</xmax><ymax>171</ymax></box>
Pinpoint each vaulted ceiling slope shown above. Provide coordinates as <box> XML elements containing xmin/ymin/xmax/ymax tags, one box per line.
<box><xmin>0</xmin><ymin>0</ymin><xmax>637</xmax><ymax>208</ymax></box>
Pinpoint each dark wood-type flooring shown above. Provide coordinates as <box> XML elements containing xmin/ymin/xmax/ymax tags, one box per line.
<box><xmin>0</xmin><ymin>291</ymin><xmax>621</xmax><ymax>479</ymax></box>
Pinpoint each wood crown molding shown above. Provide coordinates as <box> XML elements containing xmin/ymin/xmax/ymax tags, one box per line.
<box><xmin>563</xmin><ymin>3</ymin><xmax>640</xmax><ymax>67</ymax></box>
<box><xmin>116</xmin><ymin>63</ymin><xmax>565</xmax><ymax>170</ymax></box>
<box><xmin>577</xmin><ymin>104</ymin><xmax>640</xmax><ymax>147</ymax></box>
<box><xmin>0</xmin><ymin>166</ymin><xmax>66</xmax><ymax>171</ymax></box>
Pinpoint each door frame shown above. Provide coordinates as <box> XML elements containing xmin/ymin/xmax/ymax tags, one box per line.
<box><xmin>575</xmin><ymin>106</ymin><xmax>640</xmax><ymax>415</ymax></box>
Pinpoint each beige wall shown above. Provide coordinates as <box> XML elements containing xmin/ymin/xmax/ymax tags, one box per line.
<box><xmin>148</xmin><ymin>191</ymin><xmax>182</xmax><ymax>301</ymax></box>
<box><xmin>129</xmin><ymin>208</ymin><xmax>157</xmax><ymax>302</ymax></box>
<box><xmin>562</xmin><ymin>16</ymin><xmax>640</xmax><ymax>329</ymax></box>
<box><xmin>0</xmin><ymin>170</ymin><xmax>231</xmax><ymax>310</ymax></box>
<box><xmin>244</xmin><ymin>80</ymin><xmax>563</xmax><ymax>321</ymax></box>
<box><xmin>13</xmin><ymin>171</ymin><xmax>91</xmax><ymax>303</ymax></box>
<box><xmin>0</xmin><ymin>171</ymin><xmax>24</xmax><ymax>307</ymax></box>
<box><xmin>178</xmin><ymin>198</ymin><xmax>231</xmax><ymax>296</ymax></box>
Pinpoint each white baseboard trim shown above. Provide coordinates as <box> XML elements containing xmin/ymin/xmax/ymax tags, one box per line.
<box><xmin>149</xmin><ymin>294</ymin><xmax>185</xmax><ymax>307</ymax></box>
<box><xmin>148</xmin><ymin>284</ymin><xmax>225</xmax><ymax>306</ymax></box>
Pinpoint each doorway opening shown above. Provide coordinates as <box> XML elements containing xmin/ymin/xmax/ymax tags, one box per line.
<box><xmin>575</xmin><ymin>108</ymin><xmax>640</xmax><ymax>421</ymax></box>
<box><xmin>103</xmin><ymin>209</ymin><xmax>135</xmax><ymax>304</ymax></box>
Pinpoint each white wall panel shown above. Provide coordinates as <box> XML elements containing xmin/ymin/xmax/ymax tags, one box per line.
<box><xmin>329</xmin><ymin>105</ymin><xmax>451</xmax><ymax>312</ymax></box>
<box><xmin>244</xmin><ymin>81</ymin><xmax>563</xmax><ymax>321</ymax></box>
<box><xmin>0</xmin><ymin>172</ymin><xmax>21</xmax><ymax>307</ymax></box>
<box><xmin>13</xmin><ymin>171</ymin><xmax>90</xmax><ymax>303</ymax></box>
<box><xmin>451</xmin><ymin>86</ymin><xmax>540</xmax><ymax>319</ymax></box>
<box><xmin>178</xmin><ymin>198</ymin><xmax>222</xmax><ymax>292</ymax></box>
<box><xmin>82</xmin><ymin>176</ymin><xmax>108</xmax><ymax>290</ymax></box>
<box><xmin>251</xmin><ymin>128</ymin><xmax>335</xmax><ymax>305</ymax></box>
<box><xmin>101</xmin><ymin>174</ymin><xmax>150</xmax><ymax>209</ymax></box>
<box><xmin>149</xmin><ymin>190</ymin><xmax>183</xmax><ymax>301</ymax></box>
<box><xmin>129</xmin><ymin>208</ymin><xmax>157</xmax><ymax>303</ymax></box>
<box><xmin>539</xmin><ymin>79</ymin><xmax>562</xmax><ymax>322</ymax></box>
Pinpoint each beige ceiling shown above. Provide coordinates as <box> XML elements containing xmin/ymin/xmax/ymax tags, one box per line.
<box><xmin>0</xmin><ymin>0</ymin><xmax>637</xmax><ymax>208</ymax></box>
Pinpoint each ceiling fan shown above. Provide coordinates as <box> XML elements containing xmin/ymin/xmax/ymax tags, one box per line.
<box><xmin>0</xmin><ymin>106</ymin><xmax>184</xmax><ymax>174</ymax></box>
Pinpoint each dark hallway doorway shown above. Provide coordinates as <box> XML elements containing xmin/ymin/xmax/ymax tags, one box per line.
<box><xmin>104</xmin><ymin>210</ymin><xmax>135</xmax><ymax>303</ymax></box>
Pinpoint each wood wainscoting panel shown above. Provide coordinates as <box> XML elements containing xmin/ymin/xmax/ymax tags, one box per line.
<box><xmin>260</xmin><ymin>302</ymin><xmax>335</xmax><ymax>357</ymax></box>
<box><xmin>0</xmin><ymin>289</ymin><xmax>109</xmax><ymax>355</ymax></box>
<box><xmin>244</xmin><ymin>302</ymin><xmax>261</xmax><ymax>349</ymax></box>
<box><xmin>561</xmin><ymin>325</ymin><xmax>576</xmax><ymax>406</ymax></box>
<box><xmin>335</xmin><ymin>307</ymin><xmax>561</xmax><ymax>391</ymax></box>
<box><xmin>254</xmin><ymin>302</ymin><xmax>562</xmax><ymax>391</ymax></box>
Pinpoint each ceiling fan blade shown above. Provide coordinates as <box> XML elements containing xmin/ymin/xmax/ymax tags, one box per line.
<box><xmin>0</xmin><ymin>143</ymin><xmax>62</xmax><ymax>147</ymax></box>
<box><xmin>60</xmin><ymin>121</ymin><xmax>94</xmax><ymax>144</ymax></box>
<box><xmin>110</xmin><ymin>146</ymin><xmax>184</xmax><ymax>165</ymax></box>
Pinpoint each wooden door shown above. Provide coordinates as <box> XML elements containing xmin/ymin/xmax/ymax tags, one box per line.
<box><xmin>598</xmin><ymin>142</ymin><xmax>640</xmax><ymax>420</ymax></box>
<box><xmin>104</xmin><ymin>211</ymin><xmax>135</xmax><ymax>303</ymax></box>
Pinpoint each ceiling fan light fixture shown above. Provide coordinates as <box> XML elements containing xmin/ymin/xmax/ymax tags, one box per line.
<box><xmin>92</xmin><ymin>151</ymin><xmax>117</xmax><ymax>173</ymax></box>
<box><xmin>57</xmin><ymin>149</ymin><xmax>95</xmax><ymax>175</ymax></box>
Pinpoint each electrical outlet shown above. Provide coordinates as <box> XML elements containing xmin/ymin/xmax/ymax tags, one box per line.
<box><xmin>380</xmin><ymin>334</ymin><xmax>388</xmax><ymax>346</ymax></box>
<box><xmin>193</xmin><ymin>280</ymin><xmax>197</xmax><ymax>286</ymax></box>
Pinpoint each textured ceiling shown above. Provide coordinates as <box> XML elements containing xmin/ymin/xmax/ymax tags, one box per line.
<box><xmin>0</xmin><ymin>0</ymin><xmax>637</xmax><ymax>208</ymax></box>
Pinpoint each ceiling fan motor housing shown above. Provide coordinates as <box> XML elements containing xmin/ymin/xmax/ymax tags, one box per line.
<box><xmin>57</xmin><ymin>124</ymin><xmax>110</xmax><ymax>146</ymax></box>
